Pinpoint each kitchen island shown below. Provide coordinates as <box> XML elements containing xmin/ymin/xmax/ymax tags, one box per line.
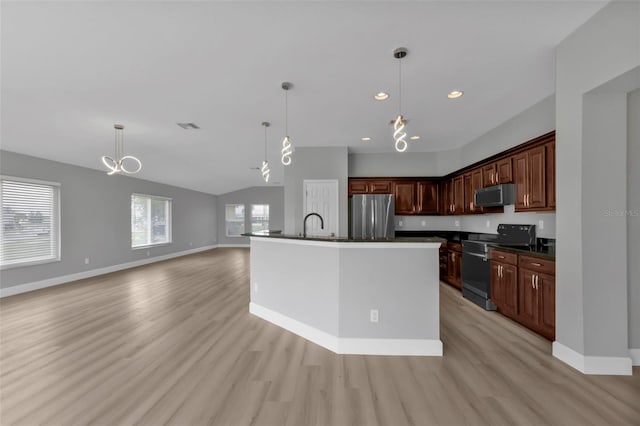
<box><xmin>246</xmin><ymin>232</ymin><xmax>444</xmax><ymax>356</ymax></box>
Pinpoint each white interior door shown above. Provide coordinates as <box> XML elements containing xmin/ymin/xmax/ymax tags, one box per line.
<box><xmin>303</xmin><ymin>180</ymin><xmax>339</xmax><ymax>237</ymax></box>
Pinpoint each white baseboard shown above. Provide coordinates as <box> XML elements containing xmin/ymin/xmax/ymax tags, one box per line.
<box><xmin>0</xmin><ymin>245</ymin><xmax>218</xmax><ymax>298</ymax></box>
<box><xmin>630</xmin><ymin>348</ymin><xmax>640</xmax><ymax>366</ymax></box>
<box><xmin>217</xmin><ymin>244</ymin><xmax>250</xmax><ymax>248</ymax></box>
<box><xmin>249</xmin><ymin>302</ymin><xmax>442</xmax><ymax>356</ymax></box>
<box><xmin>552</xmin><ymin>341</ymin><xmax>633</xmax><ymax>375</ymax></box>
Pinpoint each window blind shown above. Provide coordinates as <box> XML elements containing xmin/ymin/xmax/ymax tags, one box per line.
<box><xmin>0</xmin><ymin>177</ymin><xmax>60</xmax><ymax>268</ymax></box>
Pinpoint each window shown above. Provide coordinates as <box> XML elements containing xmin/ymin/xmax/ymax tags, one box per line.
<box><xmin>251</xmin><ymin>204</ymin><xmax>269</xmax><ymax>232</ymax></box>
<box><xmin>0</xmin><ymin>176</ymin><xmax>60</xmax><ymax>269</ymax></box>
<box><xmin>225</xmin><ymin>204</ymin><xmax>245</xmax><ymax>237</ymax></box>
<box><xmin>131</xmin><ymin>194</ymin><xmax>171</xmax><ymax>248</ymax></box>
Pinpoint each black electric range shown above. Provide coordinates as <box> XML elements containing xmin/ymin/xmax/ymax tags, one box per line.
<box><xmin>461</xmin><ymin>224</ymin><xmax>536</xmax><ymax>310</ymax></box>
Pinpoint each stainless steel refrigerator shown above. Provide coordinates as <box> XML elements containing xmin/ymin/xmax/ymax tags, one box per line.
<box><xmin>351</xmin><ymin>194</ymin><xmax>395</xmax><ymax>240</ymax></box>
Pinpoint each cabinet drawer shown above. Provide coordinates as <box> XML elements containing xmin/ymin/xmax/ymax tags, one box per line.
<box><xmin>519</xmin><ymin>255</ymin><xmax>555</xmax><ymax>274</ymax></box>
<box><xmin>490</xmin><ymin>250</ymin><xmax>518</xmax><ymax>266</ymax></box>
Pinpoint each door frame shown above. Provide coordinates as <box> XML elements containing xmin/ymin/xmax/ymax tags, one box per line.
<box><xmin>303</xmin><ymin>179</ymin><xmax>339</xmax><ymax>236</ymax></box>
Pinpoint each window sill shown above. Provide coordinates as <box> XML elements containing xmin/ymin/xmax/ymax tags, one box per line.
<box><xmin>132</xmin><ymin>242</ymin><xmax>172</xmax><ymax>250</ymax></box>
<box><xmin>1</xmin><ymin>257</ymin><xmax>61</xmax><ymax>270</ymax></box>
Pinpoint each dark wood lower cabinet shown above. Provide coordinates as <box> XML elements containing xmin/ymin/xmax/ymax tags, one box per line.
<box><xmin>490</xmin><ymin>249</ymin><xmax>555</xmax><ymax>340</ymax></box>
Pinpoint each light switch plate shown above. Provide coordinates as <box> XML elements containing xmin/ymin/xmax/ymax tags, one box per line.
<box><xmin>538</xmin><ymin>220</ymin><xmax>544</xmax><ymax>230</ymax></box>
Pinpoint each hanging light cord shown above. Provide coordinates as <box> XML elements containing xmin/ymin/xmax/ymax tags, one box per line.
<box><xmin>281</xmin><ymin>83</ymin><xmax>293</xmax><ymax>165</ymax></box>
<box><xmin>393</xmin><ymin>49</ymin><xmax>408</xmax><ymax>153</ymax></box>
<box><xmin>261</xmin><ymin>122</ymin><xmax>271</xmax><ymax>182</ymax></box>
<box><xmin>101</xmin><ymin>124</ymin><xmax>142</xmax><ymax>175</ymax></box>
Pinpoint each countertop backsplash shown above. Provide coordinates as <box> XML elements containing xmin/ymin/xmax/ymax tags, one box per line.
<box><xmin>395</xmin><ymin>205</ymin><xmax>556</xmax><ymax>239</ymax></box>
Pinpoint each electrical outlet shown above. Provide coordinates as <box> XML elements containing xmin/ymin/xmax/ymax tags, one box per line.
<box><xmin>486</xmin><ymin>220</ymin><xmax>491</xmax><ymax>228</ymax></box>
<box><xmin>538</xmin><ymin>220</ymin><xmax>544</xmax><ymax>230</ymax></box>
<box><xmin>398</xmin><ymin>220</ymin><xmax>404</xmax><ymax>227</ymax></box>
<box><xmin>454</xmin><ymin>220</ymin><xmax>460</xmax><ymax>227</ymax></box>
<box><xmin>253</xmin><ymin>282</ymin><xmax>259</xmax><ymax>293</ymax></box>
<box><xmin>370</xmin><ymin>309</ymin><xmax>379</xmax><ymax>323</ymax></box>
<box><xmin>189</xmin><ymin>242</ymin><xmax>193</xmax><ymax>247</ymax></box>
<box><xmin>421</xmin><ymin>220</ymin><xmax>426</xmax><ymax>227</ymax></box>
<box><xmin>84</xmin><ymin>258</ymin><xmax>90</xmax><ymax>265</ymax></box>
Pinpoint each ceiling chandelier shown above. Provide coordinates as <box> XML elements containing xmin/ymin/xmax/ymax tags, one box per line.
<box><xmin>101</xmin><ymin>124</ymin><xmax>142</xmax><ymax>175</ymax></box>
<box><xmin>393</xmin><ymin>47</ymin><xmax>408</xmax><ymax>153</ymax></box>
<box><xmin>281</xmin><ymin>82</ymin><xmax>293</xmax><ymax>166</ymax></box>
<box><xmin>261</xmin><ymin>121</ymin><xmax>271</xmax><ymax>182</ymax></box>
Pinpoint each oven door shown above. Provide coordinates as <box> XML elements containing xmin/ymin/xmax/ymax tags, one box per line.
<box><xmin>461</xmin><ymin>251</ymin><xmax>496</xmax><ymax>310</ymax></box>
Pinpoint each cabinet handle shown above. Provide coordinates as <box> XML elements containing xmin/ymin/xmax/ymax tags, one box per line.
<box><xmin>531</xmin><ymin>262</ymin><xmax>542</xmax><ymax>267</ymax></box>
<box><xmin>536</xmin><ymin>275</ymin><xmax>539</xmax><ymax>289</ymax></box>
<box><xmin>500</xmin><ymin>265</ymin><xmax>503</xmax><ymax>278</ymax></box>
<box><xmin>498</xmin><ymin>255</ymin><xmax>505</xmax><ymax>259</ymax></box>
<box><xmin>531</xmin><ymin>275</ymin><xmax>534</xmax><ymax>288</ymax></box>
<box><xmin>496</xmin><ymin>171</ymin><xmax>499</xmax><ymax>183</ymax></box>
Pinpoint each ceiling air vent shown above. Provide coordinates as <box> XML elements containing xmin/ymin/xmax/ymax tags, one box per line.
<box><xmin>177</xmin><ymin>123</ymin><xmax>200</xmax><ymax>130</ymax></box>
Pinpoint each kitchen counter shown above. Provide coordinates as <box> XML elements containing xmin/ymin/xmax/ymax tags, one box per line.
<box><xmin>243</xmin><ymin>230</ymin><xmax>445</xmax><ymax>244</ymax></box>
<box><xmin>247</xmin><ymin>235</ymin><xmax>443</xmax><ymax>356</ymax></box>
<box><xmin>488</xmin><ymin>243</ymin><xmax>556</xmax><ymax>259</ymax></box>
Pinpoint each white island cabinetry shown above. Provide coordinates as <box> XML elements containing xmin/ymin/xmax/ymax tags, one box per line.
<box><xmin>248</xmin><ymin>236</ymin><xmax>443</xmax><ymax>356</ymax></box>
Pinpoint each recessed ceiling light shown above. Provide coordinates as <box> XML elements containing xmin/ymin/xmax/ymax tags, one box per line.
<box><xmin>361</xmin><ymin>136</ymin><xmax>372</xmax><ymax>141</ymax></box>
<box><xmin>447</xmin><ymin>90</ymin><xmax>464</xmax><ymax>99</ymax></box>
<box><xmin>374</xmin><ymin>92</ymin><xmax>389</xmax><ymax>101</ymax></box>
<box><xmin>409</xmin><ymin>135</ymin><xmax>420</xmax><ymax>140</ymax></box>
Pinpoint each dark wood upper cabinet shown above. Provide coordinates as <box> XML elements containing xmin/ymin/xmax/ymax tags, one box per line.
<box><xmin>393</xmin><ymin>181</ymin><xmax>417</xmax><ymax>215</ymax></box>
<box><xmin>453</xmin><ymin>176</ymin><xmax>464</xmax><ymax>214</ymax></box>
<box><xmin>348</xmin><ymin>180</ymin><xmax>369</xmax><ymax>194</ymax></box>
<box><xmin>471</xmin><ymin>169</ymin><xmax>483</xmax><ymax>213</ymax></box>
<box><xmin>416</xmin><ymin>180</ymin><xmax>439</xmax><ymax>214</ymax></box>
<box><xmin>370</xmin><ymin>180</ymin><xmax>393</xmax><ymax>194</ymax></box>
<box><xmin>528</xmin><ymin>146</ymin><xmax>546</xmax><ymax>208</ymax></box>
<box><xmin>546</xmin><ymin>141</ymin><xmax>556</xmax><ymax>208</ymax></box>
<box><xmin>482</xmin><ymin>164</ymin><xmax>497</xmax><ymax>187</ymax></box>
<box><xmin>513</xmin><ymin>152</ymin><xmax>529</xmax><ymax>209</ymax></box>
<box><xmin>496</xmin><ymin>157</ymin><xmax>513</xmax><ymax>183</ymax></box>
<box><xmin>440</xmin><ymin>179</ymin><xmax>452</xmax><ymax>215</ymax></box>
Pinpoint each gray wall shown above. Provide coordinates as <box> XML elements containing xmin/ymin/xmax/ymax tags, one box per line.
<box><xmin>348</xmin><ymin>95</ymin><xmax>555</xmax><ymax>178</ymax></box>
<box><xmin>556</xmin><ymin>1</ymin><xmax>639</xmax><ymax>360</ymax></box>
<box><xmin>629</xmin><ymin>89</ymin><xmax>640</xmax><ymax>349</ymax></box>
<box><xmin>216</xmin><ymin>186</ymin><xmax>284</xmax><ymax>246</ymax></box>
<box><xmin>0</xmin><ymin>150</ymin><xmax>217</xmax><ymax>289</ymax></box>
<box><xmin>284</xmin><ymin>147</ymin><xmax>348</xmax><ymax>236</ymax></box>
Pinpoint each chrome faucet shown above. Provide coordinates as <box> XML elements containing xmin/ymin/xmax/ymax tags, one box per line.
<box><xmin>303</xmin><ymin>212</ymin><xmax>324</xmax><ymax>238</ymax></box>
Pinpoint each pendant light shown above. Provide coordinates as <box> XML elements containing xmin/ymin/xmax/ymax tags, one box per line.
<box><xmin>261</xmin><ymin>121</ymin><xmax>271</xmax><ymax>182</ymax></box>
<box><xmin>101</xmin><ymin>124</ymin><xmax>142</xmax><ymax>175</ymax></box>
<box><xmin>393</xmin><ymin>47</ymin><xmax>408</xmax><ymax>153</ymax></box>
<box><xmin>281</xmin><ymin>82</ymin><xmax>293</xmax><ymax>165</ymax></box>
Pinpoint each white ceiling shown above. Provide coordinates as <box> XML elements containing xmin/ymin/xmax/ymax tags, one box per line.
<box><xmin>1</xmin><ymin>1</ymin><xmax>606</xmax><ymax>195</ymax></box>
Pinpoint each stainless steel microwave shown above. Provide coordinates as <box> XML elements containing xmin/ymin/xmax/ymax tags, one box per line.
<box><xmin>474</xmin><ymin>184</ymin><xmax>516</xmax><ymax>207</ymax></box>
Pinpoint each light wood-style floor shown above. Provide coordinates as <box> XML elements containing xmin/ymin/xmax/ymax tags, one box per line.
<box><xmin>1</xmin><ymin>248</ymin><xmax>638</xmax><ymax>426</ymax></box>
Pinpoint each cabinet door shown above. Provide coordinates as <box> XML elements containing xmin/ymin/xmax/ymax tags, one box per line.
<box><xmin>447</xmin><ymin>251</ymin><xmax>462</xmax><ymax>289</ymax></box>
<box><xmin>394</xmin><ymin>181</ymin><xmax>416</xmax><ymax>215</ymax></box>
<box><xmin>527</xmin><ymin>146</ymin><xmax>546</xmax><ymax>208</ymax></box>
<box><xmin>463</xmin><ymin>173</ymin><xmax>473</xmax><ymax>214</ymax></box>
<box><xmin>502</xmin><ymin>263</ymin><xmax>518</xmax><ymax>319</ymax></box>
<box><xmin>496</xmin><ymin>157</ymin><xmax>513</xmax><ymax>183</ymax></box>
<box><xmin>370</xmin><ymin>180</ymin><xmax>393</xmax><ymax>194</ymax></box>
<box><xmin>416</xmin><ymin>181</ymin><xmax>438</xmax><ymax>214</ymax></box>
<box><xmin>453</xmin><ymin>176</ymin><xmax>464</xmax><ymax>214</ymax></box>
<box><xmin>440</xmin><ymin>180</ymin><xmax>452</xmax><ymax>215</ymax></box>
<box><xmin>349</xmin><ymin>180</ymin><xmax>369</xmax><ymax>195</ymax></box>
<box><xmin>513</xmin><ymin>152</ymin><xmax>529</xmax><ymax>209</ymax></box>
<box><xmin>471</xmin><ymin>169</ymin><xmax>483</xmax><ymax>213</ymax></box>
<box><xmin>546</xmin><ymin>141</ymin><xmax>556</xmax><ymax>209</ymax></box>
<box><xmin>491</xmin><ymin>262</ymin><xmax>503</xmax><ymax>308</ymax></box>
<box><xmin>518</xmin><ymin>268</ymin><xmax>539</xmax><ymax>328</ymax></box>
<box><xmin>482</xmin><ymin>164</ymin><xmax>497</xmax><ymax>187</ymax></box>
<box><xmin>538</xmin><ymin>272</ymin><xmax>555</xmax><ymax>340</ymax></box>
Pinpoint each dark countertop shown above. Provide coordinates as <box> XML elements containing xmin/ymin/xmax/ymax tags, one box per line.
<box><xmin>243</xmin><ymin>231</ymin><xmax>446</xmax><ymax>244</ymax></box>
<box><xmin>488</xmin><ymin>244</ymin><xmax>556</xmax><ymax>260</ymax></box>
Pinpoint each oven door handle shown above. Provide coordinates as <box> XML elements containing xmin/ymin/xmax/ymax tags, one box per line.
<box><xmin>464</xmin><ymin>252</ymin><xmax>489</xmax><ymax>261</ymax></box>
